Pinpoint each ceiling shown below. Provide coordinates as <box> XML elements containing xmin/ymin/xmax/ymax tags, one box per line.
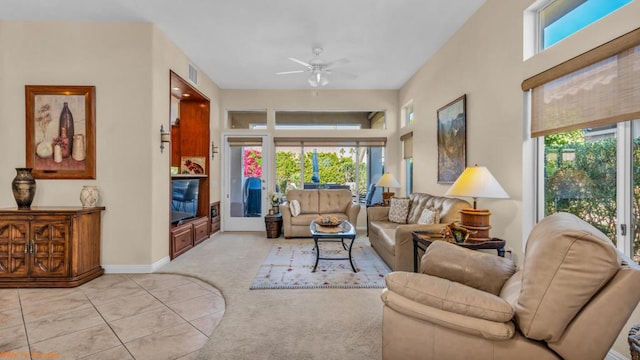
<box><xmin>0</xmin><ymin>0</ymin><xmax>485</xmax><ymax>90</ymax></box>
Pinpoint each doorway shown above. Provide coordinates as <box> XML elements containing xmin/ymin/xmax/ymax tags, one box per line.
<box><xmin>223</xmin><ymin>135</ymin><xmax>270</xmax><ymax>231</ymax></box>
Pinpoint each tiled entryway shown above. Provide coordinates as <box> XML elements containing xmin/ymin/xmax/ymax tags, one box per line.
<box><xmin>0</xmin><ymin>273</ymin><xmax>225</xmax><ymax>360</ymax></box>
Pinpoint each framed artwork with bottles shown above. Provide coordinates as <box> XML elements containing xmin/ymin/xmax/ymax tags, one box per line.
<box><xmin>25</xmin><ymin>85</ymin><xmax>96</xmax><ymax>179</ymax></box>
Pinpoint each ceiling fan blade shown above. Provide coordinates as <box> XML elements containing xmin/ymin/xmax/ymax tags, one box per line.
<box><xmin>288</xmin><ymin>57</ymin><xmax>312</xmax><ymax>68</ymax></box>
<box><xmin>276</xmin><ymin>70</ymin><xmax>306</xmax><ymax>75</ymax></box>
<box><xmin>325</xmin><ymin>57</ymin><xmax>350</xmax><ymax>68</ymax></box>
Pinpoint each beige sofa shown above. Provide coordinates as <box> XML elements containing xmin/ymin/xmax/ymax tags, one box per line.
<box><xmin>381</xmin><ymin>212</ymin><xmax>640</xmax><ymax>360</ymax></box>
<box><xmin>280</xmin><ymin>189</ymin><xmax>360</xmax><ymax>238</ymax></box>
<box><xmin>367</xmin><ymin>193</ymin><xmax>471</xmax><ymax>271</ymax></box>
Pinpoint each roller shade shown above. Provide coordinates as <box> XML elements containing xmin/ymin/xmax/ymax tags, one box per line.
<box><xmin>226</xmin><ymin>137</ymin><xmax>263</xmax><ymax>147</ymax></box>
<box><xmin>274</xmin><ymin>137</ymin><xmax>386</xmax><ymax>147</ymax></box>
<box><xmin>401</xmin><ymin>131</ymin><xmax>413</xmax><ymax>159</ymax></box>
<box><xmin>523</xmin><ymin>28</ymin><xmax>640</xmax><ymax>137</ymax></box>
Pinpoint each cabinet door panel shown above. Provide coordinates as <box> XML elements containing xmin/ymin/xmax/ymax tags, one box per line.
<box><xmin>0</xmin><ymin>222</ymin><xmax>29</xmax><ymax>277</ymax></box>
<box><xmin>31</xmin><ymin>221</ymin><xmax>69</xmax><ymax>277</ymax></box>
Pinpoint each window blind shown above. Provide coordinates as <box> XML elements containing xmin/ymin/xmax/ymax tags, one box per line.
<box><xmin>400</xmin><ymin>131</ymin><xmax>413</xmax><ymax>159</ymax></box>
<box><xmin>523</xmin><ymin>27</ymin><xmax>640</xmax><ymax>137</ymax></box>
<box><xmin>273</xmin><ymin>137</ymin><xmax>386</xmax><ymax>147</ymax></box>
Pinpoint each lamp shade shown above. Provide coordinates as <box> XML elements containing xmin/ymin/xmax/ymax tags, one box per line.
<box><xmin>376</xmin><ymin>173</ymin><xmax>401</xmax><ymax>188</ymax></box>
<box><xmin>444</xmin><ymin>165</ymin><xmax>509</xmax><ymax>200</ymax></box>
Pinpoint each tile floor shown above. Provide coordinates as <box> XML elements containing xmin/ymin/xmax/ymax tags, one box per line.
<box><xmin>0</xmin><ymin>273</ymin><xmax>225</xmax><ymax>360</ymax></box>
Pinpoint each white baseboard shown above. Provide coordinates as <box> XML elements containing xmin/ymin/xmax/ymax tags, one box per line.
<box><xmin>607</xmin><ymin>349</ymin><xmax>629</xmax><ymax>360</ymax></box>
<box><xmin>103</xmin><ymin>256</ymin><xmax>171</xmax><ymax>274</ymax></box>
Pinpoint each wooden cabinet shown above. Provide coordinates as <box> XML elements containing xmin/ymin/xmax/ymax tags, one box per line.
<box><xmin>210</xmin><ymin>201</ymin><xmax>220</xmax><ymax>234</ymax></box>
<box><xmin>0</xmin><ymin>207</ymin><xmax>104</xmax><ymax>288</ymax></box>
<box><xmin>170</xmin><ymin>216</ymin><xmax>209</xmax><ymax>259</ymax></box>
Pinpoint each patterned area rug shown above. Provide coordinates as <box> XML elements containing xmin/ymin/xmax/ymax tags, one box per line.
<box><xmin>250</xmin><ymin>237</ymin><xmax>391</xmax><ymax>289</ymax></box>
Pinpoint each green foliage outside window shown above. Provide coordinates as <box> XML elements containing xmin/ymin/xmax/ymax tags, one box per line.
<box><xmin>544</xmin><ymin>134</ymin><xmax>640</xmax><ymax>263</ymax></box>
<box><xmin>275</xmin><ymin>149</ymin><xmax>367</xmax><ymax>197</ymax></box>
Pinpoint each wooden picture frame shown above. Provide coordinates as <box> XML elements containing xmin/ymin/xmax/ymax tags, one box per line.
<box><xmin>25</xmin><ymin>85</ymin><xmax>96</xmax><ymax>179</ymax></box>
<box><xmin>437</xmin><ymin>94</ymin><xmax>466</xmax><ymax>184</ymax></box>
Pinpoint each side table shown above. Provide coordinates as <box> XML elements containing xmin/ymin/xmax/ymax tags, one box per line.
<box><xmin>265</xmin><ymin>213</ymin><xmax>283</xmax><ymax>238</ymax></box>
<box><xmin>411</xmin><ymin>231</ymin><xmax>506</xmax><ymax>273</ymax></box>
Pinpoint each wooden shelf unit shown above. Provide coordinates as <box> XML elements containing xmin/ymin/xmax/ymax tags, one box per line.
<box><xmin>169</xmin><ymin>71</ymin><xmax>211</xmax><ymax>260</ymax></box>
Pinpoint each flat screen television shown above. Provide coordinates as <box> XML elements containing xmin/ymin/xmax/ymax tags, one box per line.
<box><xmin>171</xmin><ymin>179</ymin><xmax>199</xmax><ymax>224</ymax></box>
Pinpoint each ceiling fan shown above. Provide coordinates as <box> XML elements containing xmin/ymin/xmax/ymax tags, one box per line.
<box><xmin>276</xmin><ymin>47</ymin><xmax>353</xmax><ymax>87</ymax></box>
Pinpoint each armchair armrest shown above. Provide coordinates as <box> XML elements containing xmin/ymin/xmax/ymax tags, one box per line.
<box><xmin>385</xmin><ymin>271</ymin><xmax>514</xmax><ymax>322</ymax></box>
<box><xmin>381</xmin><ymin>288</ymin><xmax>515</xmax><ymax>341</ymax></box>
<box><xmin>421</xmin><ymin>241</ymin><xmax>516</xmax><ymax>295</ymax></box>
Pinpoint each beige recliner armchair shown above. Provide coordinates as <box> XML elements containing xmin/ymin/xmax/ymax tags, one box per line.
<box><xmin>381</xmin><ymin>212</ymin><xmax>640</xmax><ymax>360</ymax></box>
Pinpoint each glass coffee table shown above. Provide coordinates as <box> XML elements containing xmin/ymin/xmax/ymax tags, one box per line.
<box><xmin>309</xmin><ymin>220</ymin><xmax>357</xmax><ymax>272</ymax></box>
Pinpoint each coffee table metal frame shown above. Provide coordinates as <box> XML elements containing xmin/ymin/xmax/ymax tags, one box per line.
<box><xmin>309</xmin><ymin>220</ymin><xmax>357</xmax><ymax>273</ymax></box>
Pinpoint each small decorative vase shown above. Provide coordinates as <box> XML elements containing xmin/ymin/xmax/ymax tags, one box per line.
<box><xmin>12</xmin><ymin>168</ymin><xmax>36</xmax><ymax>209</ymax></box>
<box><xmin>80</xmin><ymin>185</ymin><xmax>99</xmax><ymax>207</ymax></box>
<box><xmin>272</xmin><ymin>204</ymin><xmax>279</xmax><ymax>214</ymax></box>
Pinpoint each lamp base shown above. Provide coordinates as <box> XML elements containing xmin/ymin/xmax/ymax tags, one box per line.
<box><xmin>382</xmin><ymin>192</ymin><xmax>395</xmax><ymax>206</ymax></box>
<box><xmin>459</xmin><ymin>208</ymin><xmax>492</xmax><ymax>242</ymax></box>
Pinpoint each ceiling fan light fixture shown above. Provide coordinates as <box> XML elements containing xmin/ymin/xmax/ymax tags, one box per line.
<box><xmin>308</xmin><ymin>72</ymin><xmax>329</xmax><ymax>87</ymax></box>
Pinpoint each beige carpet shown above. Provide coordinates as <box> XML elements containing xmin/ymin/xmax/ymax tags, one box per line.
<box><xmin>158</xmin><ymin>232</ymin><xmax>384</xmax><ymax>360</ymax></box>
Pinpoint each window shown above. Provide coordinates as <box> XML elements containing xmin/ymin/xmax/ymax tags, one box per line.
<box><xmin>401</xmin><ymin>132</ymin><xmax>413</xmax><ymax>194</ymax></box>
<box><xmin>274</xmin><ymin>140</ymin><xmax>385</xmax><ymax>205</ymax></box>
<box><xmin>524</xmin><ymin>0</ymin><xmax>633</xmax><ymax>58</ymax></box>
<box><xmin>274</xmin><ymin>111</ymin><xmax>385</xmax><ymax>130</ymax></box>
<box><xmin>524</xmin><ymin>28</ymin><xmax>640</xmax><ymax>263</ymax></box>
<box><xmin>538</xmin><ymin>0</ymin><xmax>631</xmax><ymax>51</ymax></box>
<box><xmin>403</xmin><ymin>103</ymin><xmax>414</xmax><ymax>126</ymax></box>
<box><xmin>228</xmin><ymin>111</ymin><xmax>267</xmax><ymax>129</ymax></box>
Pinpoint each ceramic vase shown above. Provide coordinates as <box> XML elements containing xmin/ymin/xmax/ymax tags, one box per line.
<box><xmin>36</xmin><ymin>140</ymin><xmax>53</xmax><ymax>159</ymax></box>
<box><xmin>72</xmin><ymin>134</ymin><xmax>86</xmax><ymax>161</ymax></box>
<box><xmin>80</xmin><ymin>185</ymin><xmax>99</xmax><ymax>207</ymax></box>
<box><xmin>59</xmin><ymin>102</ymin><xmax>74</xmax><ymax>154</ymax></box>
<box><xmin>12</xmin><ymin>168</ymin><xmax>36</xmax><ymax>209</ymax></box>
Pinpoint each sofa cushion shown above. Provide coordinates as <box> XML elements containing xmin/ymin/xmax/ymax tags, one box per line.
<box><xmin>291</xmin><ymin>213</ymin><xmax>318</xmax><ymax>226</ymax></box>
<box><xmin>286</xmin><ymin>190</ymin><xmax>319</xmax><ymax>214</ymax></box>
<box><xmin>289</xmin><ymin>199</ymin><xmax>301</xmax><ymax>217</ymax></box>
<box><xmin>515</xmin><ymin>212</ymin><xmax>621</xmax><ymax>342</ymax></box>
<box><xmin>421</xmin><ymin>241</ymin><xmax>516</xmax><ymax>296</ymax></box>
<box><xmin>389</xmin><ymin>197</ymin><xmax>410</xmax><ymax>223</ymax></box>
<box><xmin>318</xmin><ymin>189</ymin><xmax>352</xmax><ymax>213</ymax></box>
<box><xmin>417</xmin><ymin>208</ymin><xmax>440</xmax><ymax>225</ymax></box>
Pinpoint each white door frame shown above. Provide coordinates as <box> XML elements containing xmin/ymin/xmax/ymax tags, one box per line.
<box><xmin>223</xmin><ymin>133</ymin><xmax>270</xmax><ymax>231</ymax></box>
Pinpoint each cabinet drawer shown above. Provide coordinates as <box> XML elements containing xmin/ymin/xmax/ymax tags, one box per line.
<box><xmin>171</xmin><ymin>224</ymin><xmax>193</xmax><ymax>258</ymax></box>
<box><xmin>193</xmin><ymin>217</ymin><xmax>209</xmax><ymax>245</ymax></box>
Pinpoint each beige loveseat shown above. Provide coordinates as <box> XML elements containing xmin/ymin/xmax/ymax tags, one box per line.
<box><xmin>280</xmin><ymin>189</ymin><xmax>360</xmax><ymax>238</ymax></box>
<box><xmin>381</xmin><ymin>212</ymin><xmax>640</xmax><ymax>360</ymax></box>
<box><xmin>367</xmin><ymin>193</ymin><xmax>471</xmax><ymax>271</ymax></box>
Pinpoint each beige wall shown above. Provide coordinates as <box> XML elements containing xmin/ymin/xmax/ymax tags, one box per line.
<box><xmin>399</xmin><ymin>0</ymin><xmax>639</xmax><ymax>355</ymax></box>
<box><xmin>0</xmin><ymin>21</ymin><xmax>220</xmax><ymax>267</ymax></box>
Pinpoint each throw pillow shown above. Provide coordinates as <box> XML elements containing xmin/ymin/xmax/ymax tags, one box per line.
<box><xmin>388</xmin><ymin>197</ymin><xmax>410</xmax><ymax>224</ymax></box>
<box><xmin>417</xmin><ymin>208</ymin><xmax>440</xmax><ymax>225</ymax></box>
<box><xmin>289</xmin><ymin>199</ymin><xmax>301</xmax><ymax>217</ymax></box>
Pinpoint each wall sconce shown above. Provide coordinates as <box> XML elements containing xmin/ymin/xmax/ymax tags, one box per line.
<box><xmin>160</xmin><ymin>125</ymin><xmax>171</xmax><ymax>153</ymax></box>
<box><xmin>211</xmin><ymin>141</ymin><xmax>219</xmax><ymax>159</ymax></box>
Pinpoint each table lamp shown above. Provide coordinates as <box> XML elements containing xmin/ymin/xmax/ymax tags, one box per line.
<box><xmin>376</xmin><ymin>173</ymin><xmax>401</xmax><ymax>206</ymax></box>
<box><xmin>444</xmin><ymin>165</ymin><xmax>509</xmax><ymax>241</ymax></box>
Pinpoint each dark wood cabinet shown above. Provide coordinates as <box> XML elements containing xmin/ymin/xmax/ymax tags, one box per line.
<box><xmin>210</xmin><ymin>201</ymin><xmax>220</xmax><ymax>234</ymax></box>
<box><xmin>170</xmin><ymin>216</ymin><xmax>209</xmax><ymax>259</ymax></box>
<box><xmin>0</xmin><ymin>207</ymin><xmax>104</xmax><ymax>288</ymax></box>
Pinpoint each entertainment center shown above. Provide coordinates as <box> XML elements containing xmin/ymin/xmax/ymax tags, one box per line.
<box><xmin>168</xmin><ymin>71</ymin><xmax>214</xmax><ymax>259</ymax></box>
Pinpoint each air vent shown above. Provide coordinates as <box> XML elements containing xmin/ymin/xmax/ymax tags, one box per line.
<box><xmin>188</xmin><ymin>64</ymin><xmax>198</xmax><ymax>85</ymax></box>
